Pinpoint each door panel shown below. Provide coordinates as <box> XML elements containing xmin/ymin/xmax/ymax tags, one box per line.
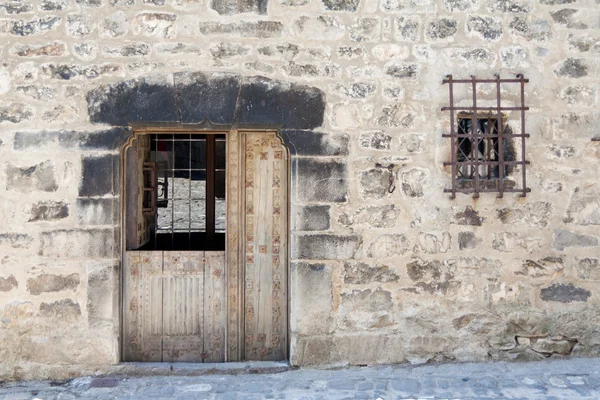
<box><xmin>242</xmin><ymin>133</ymin><xmax>288</xmax><ymax>361</ymax></box>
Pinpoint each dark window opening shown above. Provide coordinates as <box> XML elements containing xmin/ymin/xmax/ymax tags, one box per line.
<box><xmin>139</xmin><ymin>133</ymin><xmax>226</xmax><ymax>251</ymax></box>
<box><xmin>442</xmin><ymin>75</ymin><xmax>531</xmax><ymax>198</ymax></box>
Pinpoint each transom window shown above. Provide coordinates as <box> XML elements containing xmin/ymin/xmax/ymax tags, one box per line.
<box><xmin>442</xmin><ymin>75</ymin><xmax>530</xmax><ymax>198</ymax></box>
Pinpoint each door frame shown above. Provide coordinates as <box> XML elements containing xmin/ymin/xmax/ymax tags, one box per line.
<box><xmin>118</xmin><ymin>124</ymin><xmax>291</xmax><ymax>363</ymax></box>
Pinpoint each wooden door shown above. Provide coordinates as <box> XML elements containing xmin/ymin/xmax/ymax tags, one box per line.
<box><xmin>123</xmin><ymin>130</ymin><xmax>288</xmax><ymax>363</ymax></box>
<box><xmin>122</xmin><ymin>251</ymin><xmax>225</xmax><ymax>362</ymax></box>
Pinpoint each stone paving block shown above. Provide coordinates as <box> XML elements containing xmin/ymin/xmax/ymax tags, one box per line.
<box><xmin>389</xmin><ymin>378</ymin><xmax>420</xmax><ymax>396</ymax></box>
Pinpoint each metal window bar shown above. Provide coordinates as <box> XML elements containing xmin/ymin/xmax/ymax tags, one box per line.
<box><xmin>441</xmin><ymin>75</ymin><xmax>531</xmax><ymax>199</ymax></box>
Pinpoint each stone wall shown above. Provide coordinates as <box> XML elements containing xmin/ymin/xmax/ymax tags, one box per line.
<box><xmin>0</xmin><ymin>0</ymin><xmax>599</xmax><ymax>380</ymax></box>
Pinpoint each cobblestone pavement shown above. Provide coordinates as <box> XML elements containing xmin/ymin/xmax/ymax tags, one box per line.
<box><xmin>2</xmin><ymin>358</ymin><xmax>600</xmax><ymax>399</ymax></box>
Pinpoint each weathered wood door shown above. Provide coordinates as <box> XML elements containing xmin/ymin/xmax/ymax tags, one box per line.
<box><xmin>122</xmin><ymin>130</ymin><xmax>288</xmax><ymax>362</ymax></box>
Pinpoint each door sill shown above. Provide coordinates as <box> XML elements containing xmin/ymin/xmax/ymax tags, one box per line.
<box><xmin>108</xmin><ymin>361</ymin><xmax>292</xmax><ymax>377</ymax></box>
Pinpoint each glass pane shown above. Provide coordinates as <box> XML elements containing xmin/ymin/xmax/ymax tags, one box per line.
<box><xmin>191</xmin><ymin>199</ymin><xmax>206</xmax><ymax>231</ymax></box>
<box><xmin>173</xmin><ymin>199</ymin><xmax>191</xmax><ymax>232</ymax></box>
<box><xmin>191</xmin><ymin>140</ymin><xmax>206</xmax><ymax>169</ymax></box>
<box><xmin>215</xmin><ymin>199</ymin><xmax>226</xmax><ymax>233</ymax></box>
<box><xmin>174</xmin><ymin>140</ymin><xmax>190</xmax><ymax>169</ymax></box>
<box><xmin>190</xmin><ymin>175</ymin><xmax>206</xmax><ymax>200</ymax></box>
<box><xmin>152</xmin><ymin>140</ymin><xmax>173</xmax><ymax>170</ymax></box>
<box><xmin>173</xmin><ymin>171</ymin><xmax>190</xmax><ymax>200</ymax></box>
<box><xmin>156</xmin><ymin>201</ymin><xmax>173</xmax><ymax>232</ymax></box>
<box><xmin>215</xmin><ymin>139</ymin><xmax>226</xmax><ymax>170</ymax></box>
<box><xmin>215</xmin><ymin>171</ymin><xmax>226</xmax><ymax>200</ymax></box>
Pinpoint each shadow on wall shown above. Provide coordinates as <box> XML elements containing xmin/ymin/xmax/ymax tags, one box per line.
<box><xmin>86</xmin><ymin>72</ymin><xmax>326</xmax><ymax>131</ymax></box>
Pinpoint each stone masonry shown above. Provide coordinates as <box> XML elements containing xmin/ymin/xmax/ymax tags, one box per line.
<box><xmin>0</xmin><ymin>0</ymin><xmax>599</xmax><ymax>381</ymax></box>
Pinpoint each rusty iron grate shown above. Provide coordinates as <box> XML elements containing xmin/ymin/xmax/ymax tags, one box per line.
<box><xmin>441</xmin><ymin>75</ymin><xmax>531</xmax><ymax>199</ymax></box>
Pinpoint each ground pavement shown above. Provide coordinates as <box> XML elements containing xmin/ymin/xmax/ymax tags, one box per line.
<box><xmin>1</xmin><ymin>358</ymin><xmax>599</xmax><ymax>399</ymax></box>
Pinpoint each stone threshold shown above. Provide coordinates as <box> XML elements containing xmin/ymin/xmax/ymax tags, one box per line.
<box><xmin>106</xmin><ymin>361</ymin><xmax>293</xmax><ymax>377</ymax></box>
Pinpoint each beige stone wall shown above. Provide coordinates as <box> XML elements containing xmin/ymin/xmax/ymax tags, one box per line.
<box><xmin>0</xmin><ymin>0</ymin><xmax>599</xmax><ymax>380</ymax></box>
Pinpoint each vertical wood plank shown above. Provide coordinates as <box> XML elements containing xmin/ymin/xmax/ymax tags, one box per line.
<box><xmin>134</xmin><ymin>251</ymin><xmax>163</xmax><ymax>362</ymax></box>
<box><xmin>204</xmin><ymin>251</ymin><xmax>226</xmax><ymax>362</ymax></box>
<box><xmin>226</xmin><ymin>130</ymin><xmax>243</xmax><ymax>361</ymax></box>
<box><xmin>161</xmin><ymin>251</ymin><xmax>204</xmax><ymax>362</ymax></box>
<box><xmin>242</xmin><ymin>132</ymin><xmax>288</xmax><ymax>361</ymax></box>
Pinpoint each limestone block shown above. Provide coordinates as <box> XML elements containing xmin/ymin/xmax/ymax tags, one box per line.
<box><xmin>508</xmin><ymin>16</ymin><xmax>552</xmax><ymax>42</ymax></box>
<box><xmin>343</xmin><ymin>261</ymin><xmax>399</xmax><ymax>284</ymax></box>
<box><xmin>339</xmin><ymin>204</ymin><xmax>401</xmax><ymax>229</ymax></box>
<box><xmin>5</xmin><ymin>160</ymin><xmax>57</xmax><ymax>192</ymax></box>
<box><xmin>4</xmin><ymin>17</ymin><xmax>61</xmax><ymax>36</ymax></box>
<box><xmin>76</xmin><ymin>198</ymin><xmax>117</xmax><ymax>226</ymax></box>
<box><xmin>0</xmin><ymin>233</ymin><xmax>33</xmax><ymax>249</ymax></box>
<box><xmin>553</xmin><ymin>58</ymin><xmax>588</xmax><ymax>78</ymax></box>
<box><xmin>565</xmin><ymin>184</ymin><xmax>600</xmax><ymax>224</ymax></box>
<box><xmin>0</xmin><ymin>301</ymin><xmax>34</xmax><ymax>329</ymax></box>
<box><xmin>293</xmin><ymin>234</ymin><xmax>360</xmax><ymax>260</ymax></box>
<box><xmin>294</xmin><ymin>205</ymin><xmax>330</xmax><ymax>231</ymax></box>
<box><xmin>516</xmin><ymin>257</ymin><xmax>564</xmax><ymax>278</ymax></box>
<box><xmin>73</xmin><ymin>42</ymin><xmax>98</xmax><ymax>60</ymax></box>
<box><xmin>458</xmin><ymin>232</ymin><xmax>479</xmax><ymax>250</ymax></box>
<box><xmin>0</xmin><ymin>275</ymin><xmax>18</xmax><ymax>292</ymax></box>
<box><xmin>367</xmin><ymin>234</ymin><xmax>410</xmax><ymax>257</ymax></box>
<box><xmin>500</xmin><ymin>46</ymin><xmax>529</xmax><ymax>69</ymax></box>
<box><xmin>0</xmin><ymin>102</ymin><xmax>33</xmax><ymax>123</ymax></box>
<box><xmin>87</xmin><ymin>261</ymin><xmax>118</xmax><ymax>329</ymax></box>
<box><xmin>574</xmin><ymin>258</ymin><xmax>600</xmax><ymax>280</ymax></box>
<box><xmin>492</xmin><ymin>232</ymin><xmax>542</xmax><ymax>253</ymax></box>
<box><xmin>552</xmin><ymin>229</ymin><xmax>598</xmax><ymax>251</ymax></box>
<box><xmin>102</xmin><ymin>11</ymin><xmax>128</xmax><ymax>37</ymax></box>
<box><xmin>349</xmin><ymin>17</ymin><xmax>380</xmax><ymax>43</ymax></box>
<box><xmin>16</xmin><ymin>85</ymin><xmax>57</xmax><ymax>100</ymax></box>
<box><xmin>487</xmin><ymin>0</ymin><xmax>531</xmax><ymax>12</ymax></box>
<box><xmin>67</xmin><ymin>14</ymin><xmax>95</xmax><ymax>37</ymax></box>
<box><xmin>39</xmin><ymin>229</ymin><xmax>115</xmax><ymax>258</ymax></box>
<box><xmin>496</xmin><ymin>201</ymin><xmax>552</xmax><ymax>228</ymax></box>
<box><xmin>322</xmin><ymin>0</ymin><xmax>359</xmax><ymax>11</ymax></box>
<box><xmin>336</xmin><ymin>83</ymin><xmax>376</xmax><ymax>100</ymax></box>
<box><xmin>290</xmin><ymin>263</ymin><xmax>334</xmax><ymax>335</ymax></box>
<box><xmin>29</xmin><ymin>201</ymin><xmax>69</xmax><ymax>222</ymax></box>
<box><xmin>339</xmin><ymin>288</ymin><xmax>393</xmax><ymax>330</ymax></box>
<box><xmin>27</xmin><ymin>273</ymin><xmax>80</xmax><ymax>295</ymax></box>
<box><xmin>540</xmin><ymin>283</ymin><xmax>591</xmax><ymax>303</ymax></box>
<box><xmin>400</xmin><ymin>168</ymin><xmax>428</xmax><ymax>197</ymax></box>
<box><xmin>133</xmin><ymin>12</ymin><xmax>176</xmax><ymax>38</ymax></box>
<box><xmin>39</xmin><ymin>299</ymin><xmax>81</xmax><ymax>322</ymax></box>
<box><xmin>444</xmin><ymin>0</ymin><xmax>479</xmax><ymax>11</ymax></box>
<box><xmin>453</xmin><ymin>206</ymin><xmax>485</xmax><ymax>226</ymax></box>
<box><xmin>296</xmin><ymin>158</ymin><xmax>347</xmax><ymax>202</ymax></box>
<box><xmin>199</xmin><ymin>21</ymin><xmax>283</xmax><ymax>38</ymax></box>
<box><xmin>426</xmin><ymin>18</ymin><xmax>457</xmax><ymax>42</ymax></box>
<box><xmin>394</xmin><ymin>17</ymin><xmax>420</xmax><ymax>42</ymax></box>
<box><xmin>291</xmin><ymin>16</ymin><xmax>345</xmax><ymax>41</ymax></box>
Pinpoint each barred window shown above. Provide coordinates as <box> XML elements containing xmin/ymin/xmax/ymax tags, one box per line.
<box><xmin>442</xmin><ymin>75</ymin><xmax>530</xmax><ymax>198</ymax></box>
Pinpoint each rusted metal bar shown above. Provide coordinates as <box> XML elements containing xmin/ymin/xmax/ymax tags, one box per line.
<box><xmin>444</xmin><ymin>161</ymin><xmax>530</xmax><ymax>166</ymax></box>
<box><xmin>496</xmin><ymin>75</ymin><xmax>504</xmax><ymax>198</ymax></box>
<box><xmin>442</xmin><ymin>133</ymin><xmax>529</xmax><ymax>138</ymax></box>
<box><xmin>518</xmin><ymin>74</ymin><xmax>527</xmax><ymax>197</ymax></box>
<box><xmin>441</xmin><ymin>106</ymin><xmax>530</xmax><ymax>111</ymax></box>
<box><xmin>471</xmin><ymin>76</ymin><xmax>479</xmax><ymax>198</ymax></box>
<box><xmin>447</xmin><ymin>75</ymin><xmax>456</xmax><ymax>199</ymax></box>
<box><xmin>443</xmin><ymin>78</ymin><xmax>530</xmax><ymax>84</ymax></box>
<box><xmin>444</xmin><ymin>188</ymin><xmax>531</xmax><ymax>194</ymax></box>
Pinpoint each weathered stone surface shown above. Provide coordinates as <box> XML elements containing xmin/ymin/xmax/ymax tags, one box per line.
<box><xmin>497</xmin><ymin>202</ymin><xmax>551</xmax><ymax>228</ymax></box>
<box><xmin>339</xmin><ymin>288</ymin><xmax>393</xmax><ymax>330</ymax></box>
<box><xmin>565</xmin><ymin>184</ymin><xmax>600</xmax><ymax>225</ymax></box>
<box><xmin>426</xmin><ymin>18</ymin><xmax>457</xmax><ymax>41</ymax></box>
<box><xmin>488</xmin><ymin>0</ymin><xmax>531</xmax><ymax>12</ymax></box>
<box><xmin>559</xmin><ymin>85</ymin><xmax>596</xmax><ymax>106</ymax></box>
<box><xmin>27</xmin><ymin>273</ymin><xmax>79</xmax><ymax>295</ymax></box>
<box><xmin>0</xmin><ymin>103</ymin><xmax>33</xmax><ymax>123</ymax></box>
<box><xmin>291</xmin><ymin>16</ymin><xmax>345</xmax><ymax>41</ymax></box>
<box><xmin>574</xmin><ymin>258</ymin><xmax>600</xmax><ymax>280</ymax></box>
<box><xmin>406</xmin><ymin>259</ymin><xmax>458</xmax><ymax>295</ymax></box>
<box><xmin>493</xmin><ymin>232</ymin><xmax>542</xmax><ymax>253</ymax></box>
<box><xmin>335</xmin><ymin>83</ymin><xmax>376</xmax><ymax>99</ymax></box>
<box><xmin>400</xmin><ymin>168</ymin><xmax>428</xmax><ymax>197</ymax></box>
<box><xmin>3</xmin><ymin>16</ymin><xmax>61</xmax><ymax>36</ymax></box>
<box><xmin>199</xmin><ymin>21</ymin><xmax>283</xmax><ymax>38</ymax></box>
<box><xmin>554</xmin><ymin>58</ymin><xmax>588</xmax><ymax>78</ymax></box>
<box><xmin>283</xmin><ymin>61</ymin><xmax>341</xmax><ymax>79</ymax></box>
<box><xmin>508</xmin><ymin>17</ymin><xmax>552</xmax><ymax>42</ymax></box>
<box><xmin>553</xmin><ymin>113</ymin><xmax>600</xmax><ymax>140</ymax></box>
<box><xmin>416</xmin><ymin>232</ymin><xmax>452</xmax><ymax>254</ymax></box>
<box><xmin>444</xmin><ymin>0</ymin><xmax>478</xmax><ymax>11</ymax></box>
<box><xmin>0</xmin><ymin>275</ymin><xmax>18</xmax><ymax>292</ymax></box>
<box><xmin>77</xmin><ymin>198</ymin><xmax>117</xmax><ymax>226</ymax></box>
<box><xmin>458</xmin><ymin>232</ymin><xmax>479</xmax><ymax>250</ymax></box>
<box><xmin>42</xmin><ymin>63</ymin><xmax>121</xmax><ymax>80</ymax></box>
<box><xmin>39</xmin><ymin>229</ymin><xmax>115</xmax><ymax>258</ymax></box>
<box><xmin>291</xmin><ymin>263</ymin><xmax>333</xmax><ymax>335</ymax></box>
<box><xmin>359</xmin><ymin>168</ymin><xmax>391</xmax><ymax>199</ymax></box>
<box><xmin>103</xmin><ymin>44</ymin><xmax>150</xmax><ymax>57</ymax></box>
<box><xmin>339</xmin><ymin>205</ymin><xmax>401</xmax><ymax>229</ymax></box>
<box><xmin>29</xmin><ymin>201</ymin><xmax>69</xmax><ymax>222</ymax></box>
<box><xmin>102</xmin><ymin>11</ymin><xmax>128</xmax><ymax>37</ymax></box>
<box><xmin>0</xmin><ymin>233</ymin><xmax>33</xmax><ymax>249</ymax></box>
<box><xmin>0</xmin><ymin>301</ymin><xmax>33</xmax><ymax>329</ymax></box>
<box><xmin>40</xmin><ymin>0</ymin><xmax>69</xmax><ymax>10</ymax></box>
<box><xmin>79</xmin><ymin>155</ymin><xmax>118</xmax><ymax>197</ymax></box>
<box><xmin>359</xmin><ymin>130</ymin><xmax>391</xmax><ymax>150</ymax></box>
<box><xmin>500</xmin><ymin>46</ymin><xmax>529</xmax><ymax>68</ymax></box>
<box><xmin>280</xmin><ymin>131</ymin><xmax>349</xmax><ymax>156</ymax></box>
<box><xmin>87</xmin><ymin>261</ymin><xmax>117</xmax><ymax>329</ymax></box>
<box><xmin>467</xmin><ymin>16</ymin><xmax>503</xmax><ymax>41</ymax></box>
<box><xmin>323</xmin><ymin>0</ymin><xmax>359</xmax><ymax>11</ymax></box>
<box><xmin>454</xmin><ymin>206</ymin><xmax>484</xmax><ymax>226</ymax></box>
<box><xmin>155</xmin><ymin>43</ymin><xmax>201</xmax><ymax>55</ymax></box>
<box><xmin>517</xmin><ymin>257</ymin><xmax>563</xmax><ymax>278</ymax></box>
<box><xmin>552</xmin><ymin>229</ymin><xmax>598</xmax><ymax>251</ymax></box>
<box><xmin>349</xmin><ymin>18</ymin><xmax>380</xmax><ymax>42</ymax></box>
<box><xmin>212</xmin><ymin>0</ymin><xmax>267</xmax><ymax>14</ymax></box>
<box><xmin>14</xmin><ymin>128</ymin><xmax>130</xmax><ymax>151</ymax></box>
<box><xmin>540</xmin><ymin>283</ymin><xmax>591</xmax><ymax>303</ymax></box>
<box><xmin>551</xmin><ymin>9</ymin><xmax>591</xmax><ymax>29</ymax></box>
<box><xmin>531</xmin><ymin>337</ymin><xmax>576</xmax><ymax>355</ymax></box>
<box><xmin>442</xmin><ymin>48</ymin><xmax>497</xmax><ymax>69</ymax></box>
<box><xmin>294</xmin><ymin>234</ymin><xmax>360</xmax><ymax>260</ymax></box>
<box><xmin>343</xmin><ymin>261</ymin><xmax>399</xmax><ymax>284</ymax></box>
<box><xmin>12</xmin><ymin>42</ymin><xmax>66</xmax><ymax>57</ymax></box>
<box><xmin>394</xmin><ymin>17</ymin><xmax>420</xmax><ymax>42</ymax></box>
<box><xmin>15</xmin><ymin>85</ymin><xmax>56</xmax><ymax>101</ymax></box>
<box><xmin>39</xmin><ymin>299</ymin><xmax>81</xmax><ymax>321</ymax></box>
<box><xmin>133</xmin><ymin>12</ymin><xmax>176</xmax><ymax>38</ymax></box>
<box><xmin>295</xmin><ymin>205</ymin><xmax>330</xmax><ymax>231</ymax></box>
<box><xmin>385</xmin><ymin>63</ymin><xmax>417</xmax><ymax>80</ymax></box>
<box><xmin>567</xmin><ymin>34</ymin><xmax>600</xmax><ymax>53</ymax></box>
<box><xmin>67</xmin><ymin>14</ymin><xmax>94</xmax><ymax>37</ymax></box>
<box><xmin>5</xmin><ymin>160</ymin><xmax>57</xmax><ymax>192</ymax></box>
<box><xmin>297</xmin><ymin>159</ymin><xmax>347</xmax><ymax>202</ymax></box>
<box><xmin>367</xmin><ymin>234</ymin><xmax>410</xmax><ymax>257</ymax></box>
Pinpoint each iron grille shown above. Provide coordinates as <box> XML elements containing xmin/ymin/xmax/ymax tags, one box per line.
<box><xmin>441</xmin><ymin>75</ymin><xmax>531</xmax><ymax>199</ymax></box>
